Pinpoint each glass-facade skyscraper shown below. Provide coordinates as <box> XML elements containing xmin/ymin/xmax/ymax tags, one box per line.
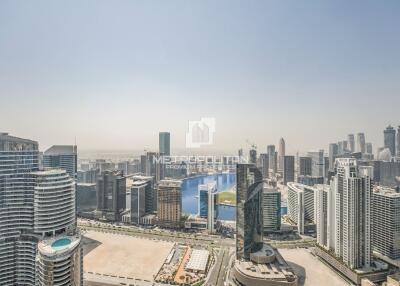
<box><xmin>357</xmin><ymin>132</ymin><xmax>366</xmax><ymax>154</ymax></box>
<box><xmin>384</xmin><ymin>125</ymin><xmax>396</xmax><ymax>157</ymax></box>
<box><xmin>0</xmin><ymin>133</ymin><xmax>39</xmax><ymax>285</ymax></box>
<box><xmin>0</xmin><ymin>133</ymin><xmax>82</xmax><ymax>285</ymax></box>
<box><xmin>43</xmin><ymin>145</ymin><xmax>77</xmax><ymax>179</ymax></box>
<box><xmin>347</xmin><ymin>134</ymin><xmax>355</xmax><ymax>153</ymax></box>
<box><xmin>159</xmin><ymin>132</ymin><xmax>170</xmax><ymax>156</ymax></box>
<box><xmin>236</xmin><ymin>163</ymin><xmax>263</xmax><ymax>260</ymax></box>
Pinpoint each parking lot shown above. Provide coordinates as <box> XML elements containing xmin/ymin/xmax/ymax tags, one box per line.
<box><xmin>82</xmin><ymin>230</ymin><xmax>174</xmax><ymax>281</ymax></box>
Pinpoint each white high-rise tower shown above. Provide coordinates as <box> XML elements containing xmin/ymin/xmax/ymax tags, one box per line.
<box><xmin>332</xmin><ymin>158</ymin><xmax>371</xmax><ymax>269</ymax></box>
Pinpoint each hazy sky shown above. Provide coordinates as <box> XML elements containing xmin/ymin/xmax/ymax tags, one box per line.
<box><xmin>1</xmin><ymin>1</ymin><xmax>399</xmax><ymax>154</ymax></box>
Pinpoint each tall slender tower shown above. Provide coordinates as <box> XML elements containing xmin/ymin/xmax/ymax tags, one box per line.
<box><xmin>332</xmin><ymin>158</ymin><xmax>371</xmax><ymax>269</ymax></box>
<box><xmin>347</xmin><ymin>134</ymin><xmax>355</xmax><ymax>153</ymax></box>
<box><xmin>267</xmin><ymin>145</ymin><xmax>276</xmax><ymax>174</ymax></box>
<box><xmin>236</xmin><ymin>164</ymin><xmax>263</xmax><ymax>260</ymax></box>
<box><xmin>384</xmin><ymin>125</ymin><xmax>396</xmax><ymax>157</ymax></box>
<box><xmin>0</xmin><ymin>133</ymin><xmax>39</xmax><ymax>285</ymax></box>
<box><xmin>357</xmin><ymin>133</ymin><xmax>366</xmax><ymax>154</ymax></box>
<box><xmin>0</xmin><ymin>133</ymin><xmax>82</xmax><ymax>286</ymax></box>
<box><xmin>397</xmin><ymin>126</ymin><xmax>400</xmax><ymax>158</ymax></box>
<box><xmin>328</xmin><ymin>143</ymin><xmax>338</xmax><ymax>171</ymax></box>
<box><xmin>159</xmin><ymin>132</ymin><xmax>170</xmax><ymax>156</ymax></box>
<box><xmin>278</xmin><ymin>138</ymin><xmax>286</xmax><ymax>172</ymax></box>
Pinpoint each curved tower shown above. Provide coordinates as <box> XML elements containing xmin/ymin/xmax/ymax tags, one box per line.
<box><xmin>233</xmin><ymin>164</ymin><xmax>298</xmax><ymax>286</ymax></box>
<box><xmin>0</xmin><ymin>133</ymin><xmax>39</xmax><ymax>286</ymax></box>
<box><xmin>32</xmin><ymin>169</ymin><xmax>76</xmax><ymax>236</ymax></box>
<box><xmin>36</xmin><ymin>235</ymin><xmax>83</xmax><ymax>286</ymax></box>
<box><xmin>0</xmin><ymin>133</ymin><xmax>82</xmax><ymax>286</ymax></box>
<box><xmin>236</xmin><ymin>164</ymin><xmax>263</xmax><ymax>260</ymax></box>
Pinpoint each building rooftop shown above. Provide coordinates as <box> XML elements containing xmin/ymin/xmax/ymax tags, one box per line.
<box><xmin>77</xmin><ymin>183</ymin><xmax>96</xmax><ymax>187</ymax></box>
<box><xmin>31</xmin><ymin>168</ymin><xmax>66</xmax><ymax>176</ymax></box>
<box><xmin>185</xmin><ymin>249</ymin><xmax>209</xmax><ymax>272</ymax></box>
<box><xmin>199</xmin><ymin>181</ymin><xmax>217</xmax><ymax>192</ymax></box>
<box><xmin>373</xmin><ymin>186</ymin><xmax>400</xmax><ymax>198</ymax></box>
<box><xmin>263</xmin><ymin>186</ymin><xmax>279</xmax><ymax>193</ymax></box>
<box><xmin>159</xmin><ymin>179</ymin><xmax>182</xmax><ymax>188</ymax></box>
<box><xmin>132</xmin><ymin>180</ymin><xmax>150</xmax><ymax>187</ymax></box>
<box><xmin>44</xmin><ymin>145</ymin><xmax>77</xmax><ymax>155</ymax></box>
<box><xmin>0</xmin><ymin>132</ymin><xmax>38</xmax><ymax>151</ymax></box>
<box><xmin>38</xmin><ymin>235</ymin><xmax>81</xmax><ymax>257</ymax></box>
<box><xmin>234</xmin><ymin>246</ymin><xmax>297</xmax><ymax>284</ymax></box>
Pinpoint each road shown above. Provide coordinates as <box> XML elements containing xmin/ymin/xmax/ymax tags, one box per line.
<box><xmin>78</xmin><ymin>220</ymin><xmax>235</xmax><ymax>248</ymax></box>
<box><xmin>84</xmin><ymin>272</ymin><xmax>169</xmax><ymax>286</ymax></box>
<box><xmin>205</xmin><ymin>247</ymin><xmax>233</xmax><ymax>286</ymax></box>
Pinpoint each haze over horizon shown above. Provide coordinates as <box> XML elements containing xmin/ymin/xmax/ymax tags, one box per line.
<box><xmin>1</xmin><ymin>1</ymin><xmax>399</xmax><ymax>154</ymax></box>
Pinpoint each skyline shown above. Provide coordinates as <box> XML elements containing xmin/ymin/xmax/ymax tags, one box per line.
<box><xmin>1</xmin><ymin>1</ymin><xmax>400</xmax><ymax>153</ymax></box>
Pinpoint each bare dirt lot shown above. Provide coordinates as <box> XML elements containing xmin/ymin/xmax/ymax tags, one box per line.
<box><xmin>279</xmin><ymin>248</ymin><xmax>350</xmax><ymax>286</ymax></box>
<box><xmin>82</xmin><ymin>230</ymin><xmax>174</xmax><ymax>281</ymax></box>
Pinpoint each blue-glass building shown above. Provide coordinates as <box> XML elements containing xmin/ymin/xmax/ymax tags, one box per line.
<box><xmin>198</xmin><ymin>181</ymin><xmax>217</xmax><ymax>219</ymax></box>
<box><xmin>236</xmin><ymin>163</ymin><xmax>264</xmax><ymax>260</ymax></box>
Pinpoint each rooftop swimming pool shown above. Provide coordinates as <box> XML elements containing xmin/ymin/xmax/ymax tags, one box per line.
<box><xmin>51</xmin><ymin>238</ymin><xmax>71</xmax><ymax>251</ymax></box>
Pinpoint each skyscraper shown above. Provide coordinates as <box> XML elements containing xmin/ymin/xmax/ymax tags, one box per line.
<box><xmin>0</xmin><ymin>133</ymin><xmax>39</xmax><ymax>285</ymax></box>
<box><xmin>132</xmin><ymin>175</ymin><xmax>155</xmax><ymax>213</ymax></box>
<box><xmin>236</xmin><ymin>164</ymin><xmax>263</xmax><ymax>260</ymax></box>
<box><xmin>278</xmin><ymin>138</ymin><xmax>285</xmax><ymax>172</ymax></box>
<box><xmin>207</xmin><ymin>183</ymin><xmax>217</xmax><ymax>233</ymax></box>
<box><xmin>259</xmin><ymin>153</ymin><xmax>269</xmax><ymax>178</ymax></box>
<box><xmin>0</xmin><ymin>133</ymin><xmax>82</xmax><ymax>286</ymax></box>
<box><xmin>157</xmin><ymin>179</ymin><xmax>182</xmax><ymax>229</ymax></box>
<box><xmin>372</xmin><ymin>186</ymin><xmax>400</xmax><ymax>262</ymax></box>
<box><xmin>198</xmin><ymin>182</ymin><xmax>217</xmax><ymax>233</ymax></box>
<box><xmin>338</xmin><ymin>140</ymin><xmax>348</xmax><ymax>155</ymax></box>
<box><xmin>397</xmin><ymin>126</ymin><xmax>400</xmax><ymax>158</ymax></box>
<box><xmin>267</xmin><ymin>145</ymin><xmax>276</xmax><ymax>174</ymax></box>
<box><xmin>283</xmin><ymin>155</ymin><xmax>295</xmax><ymax>185</ymax></box>
<box><xmin>145</xmin><ymin>151</ymin><xmax>163</xmax><ymax>181</ymax></box>
<box><xmin>33</xmin><ymin>169</ymin><xmax>83</xmax><ymax>286</ymax></box>
<box><xmin>249</xmin><ymin>148</ymin><xmax>257</xmax><ymax>165</ymax></box>
<box><xmin>96</xmin><ymin>170</ymin><xmax>126</xmax><ymax>221</ymax></box>
<box><xmin>233</xmin><ymin>164</ymin><xmax>297</xmax><ymax>286</ymax></box>
<box><xmin>299</xmin><ymin>156</ymin><xmax>312</xmax><ymax>176</ymax></box>
<box><xmin>130</xmin><ymin>180</ymin><xmax>148</xmax><ymax>224</ymax></box>
<box><xmin>396</xmin><ymin>125</ymin><xmax>400</xmax><ymax>158</ymax></box>
<box><xmin>307</xmin><ymin>150</ymin><xmax>324</xmax><ymax>177</ymax></box>
<box><xmin>159</xmin><ymin>131</ymin><xmax>170</xmax><ymax>156</ymax></box>
<box><xmin>328</xmin><ymin>143</ymin><xmax>338</xmax><ymax>171</ymax></box>
<box><xmin>262</xmin><ymin>187</ymin><xmax>281</xmax><ymax>233</ymax></box>
<box><xmin>348</xmin><ymin>134</ymin><xmax>355</xmax><ymax>152</ymax></box>
<box><xmin>384</xmin><ymin>125</ymin><xmax>396</xmax><ymax>157</ymax></box>
<box><xmin>366</xmin><ymin>142</ymin><xmax>373</xmax><ymax>154</ymax></box>
<box><xmin>332</xmin><ymin>158</ymin><xmax>371</xmax><ymax>269</ymax></box>
<box><xmin>287</xmin><ymin>183</ymin><xmax>316</xmax><ymax>234</ymax></box>
<box><xmin>315</xmin><ymin>184</ymin><xmax>330</xmax><ymax>248</ymax></box>
<box><xmin>357</xmin><ymin>132</ymin><xmax>366</xmax><ymax>154</ymax></box>
<box><xmin>43</xmin><ymin>145</ymin><xmax>78</xmax><ymax>179</ymax></box>
<box><xmin>140</xmin><ymin>154</ymin><xmax>147</xmax><ymax>174</ymax></box>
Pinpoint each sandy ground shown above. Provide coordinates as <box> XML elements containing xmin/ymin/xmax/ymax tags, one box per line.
<box><xmin>82</xmin><ymin>230</ymin><xmax>174</xmax><ymax>281</ymax></box>
<box><xmin>279</xmin><ymin>248</ymin><xmax>350</xmax><ymax>286</ymax></box>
